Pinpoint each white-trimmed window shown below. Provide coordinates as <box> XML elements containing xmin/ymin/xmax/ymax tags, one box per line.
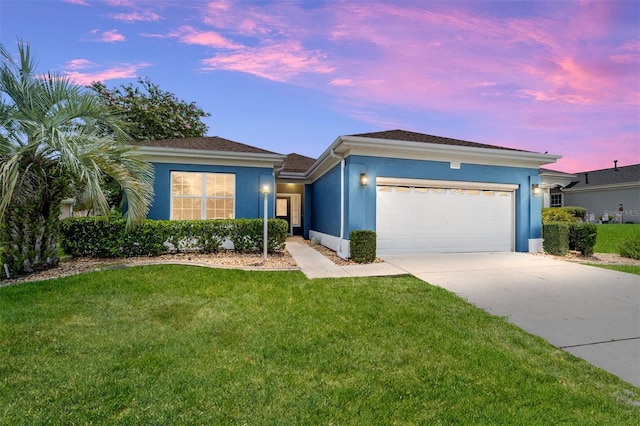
<box><xmin>550</xmin><ymin>193</ymin><xmax>563</xmax><ymax>207</ymax></box>
<box><xmin>171</xmin><ymin>172</ymin><xmax>235</xmax><ymax>220</ymax></box>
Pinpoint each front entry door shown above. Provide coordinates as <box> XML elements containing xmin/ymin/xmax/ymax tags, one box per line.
<box><xmin>276</xmin><ymin>197</ymin><xmax>292</xmax><ymax>235</ymax></box>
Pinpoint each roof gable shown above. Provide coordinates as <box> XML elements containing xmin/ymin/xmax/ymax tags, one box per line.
<box><xmin>281</xmin><ymin>153</ymin><xmax>316</xmax><ymax>174</ymax></box>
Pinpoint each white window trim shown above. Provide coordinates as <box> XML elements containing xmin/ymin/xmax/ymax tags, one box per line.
<box><xmin>170</xmin><ymin>171</ymin><xmax>236</xmax><ymax>220</ymax></box>
<box><xmin>550</xmin><ymin>193</ymin><xmax>563</xmax><ymax>208</ymax></box>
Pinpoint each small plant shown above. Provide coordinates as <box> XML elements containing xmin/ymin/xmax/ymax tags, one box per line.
<box><xmin>350</xmin><ymin>230</ymin><xmax>376</xmax><ymax>263</ymax></box>
<box><xmin>619</xmin><ymin>233</ymin><xmax>640</xmax><ymax>260</ymax></box>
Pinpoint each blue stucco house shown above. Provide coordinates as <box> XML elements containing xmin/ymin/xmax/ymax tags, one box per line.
<box><xmin>135</xmin><ymin>129</ymin><xmax>561</xmax><ymax>257</ymax></box>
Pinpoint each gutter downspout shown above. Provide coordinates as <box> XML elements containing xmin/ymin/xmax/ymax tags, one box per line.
<box><xmin>329</xmin><ymin>149</ymin><xmax>347</xmax><ymax>259</ymax></box>
<box><xmin>271</xmin><ymin>163</ymin><xmax>285</xmax><ymax>217</ymax></box>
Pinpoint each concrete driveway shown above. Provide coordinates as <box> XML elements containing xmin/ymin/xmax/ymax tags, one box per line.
<box><xmin>382</xmin><ymin>252</ymin><xmax>640</xmax><ymax>387</ymax></box>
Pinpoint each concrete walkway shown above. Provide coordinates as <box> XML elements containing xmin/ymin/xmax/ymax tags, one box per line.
<box><xmin>285</xmin><ymin>239</ymin><xmax>404</xmax><ymax>279</ymax></box>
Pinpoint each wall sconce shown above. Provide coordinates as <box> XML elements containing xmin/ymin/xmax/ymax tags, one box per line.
<box><xmin>532</xmin><ymin>184</ymin><xmax>541</xmax><ymax>195</ymax></box>
<box><xmin>360</xmin><ymin>173</ymin><xmax>369</xmax><ymax>186</ymax></box>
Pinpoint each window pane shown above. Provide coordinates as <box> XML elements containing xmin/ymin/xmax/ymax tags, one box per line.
<box><xmin>172</xmin><ymin>172</ymin><xmax>202</xmax><ymax>196</ymax></box>
<box><xmin>205</xmin><ymin>198</ymin><xmax>235</xmax><ymax>219</ymax></box>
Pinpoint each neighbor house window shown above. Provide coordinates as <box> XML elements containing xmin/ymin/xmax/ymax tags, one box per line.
<box><xmin>171</xmin><ymin>172</ymin><xmax>235</xmax><ymax>220</ymax></box>
<box><xmin>550</xmin><ymin>193</ymin><xmax>563</xmax><ymax>207</ymax></box>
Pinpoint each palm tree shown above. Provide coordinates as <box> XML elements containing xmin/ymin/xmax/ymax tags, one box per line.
<box><xmin>0</xmin><ymin>41</ymin><xmax>154</xmax><ymax>275</ymax></box>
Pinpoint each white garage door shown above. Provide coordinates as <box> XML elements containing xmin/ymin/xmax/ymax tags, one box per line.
<box><xmin>376</xmin><ymin>178</ymin><xmax>517</xmax><ymax>255</ymax></box>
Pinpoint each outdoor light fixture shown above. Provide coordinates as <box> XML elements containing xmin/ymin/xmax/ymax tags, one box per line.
<box><xmin>532</xmin><ymin>184</ymin><xmax>541</xmax><ymax>195</ymax></box>
<box><xmin>260</xmin><ymin>185</ymin><xmax>272</xmax><ymax>262</ymax></box>
<box><xmin>360</xmin><ymin>173</ymin><xmax>369</xmax><ymax>186</ymax></box>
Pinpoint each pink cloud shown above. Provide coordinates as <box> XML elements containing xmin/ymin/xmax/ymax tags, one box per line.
<box><xmin>61</xmin><ymin>59</ymin><xmax>150</xmax><ymax>85</ymax></box>
<box><xmin>202</xmin><ymin>40</ymin><xmax>334</xmax><ymax>82</ymax></box>
<box><xmin>109</xmin><ymin>11</ymin><xmax>161</xmax><ymax>22</ymax></box>
<box><xmin>65</xmin><ymin>58</ymin><xmax>94</xmax><ymax>70</ymax></box>
<box><xmin>100</xmin><ymin>29</ymin><xmax>125</xmax><ymax>42</ymax></box>
<box><xmin>62</xmin><ymin>0</ymin><xmax>89</xmax><ymax>5</ymax></box>
<box><xmin>329</xmin><ymin>78</ymin><xmax>354</xmax><ymax>87</ymax></box>
<box><xmin>170</xmin><ymin>26</ymin><xmax>242</xmax><ymax>49</ymax></box>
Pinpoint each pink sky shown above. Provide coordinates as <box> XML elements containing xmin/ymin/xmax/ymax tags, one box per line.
<box><xmin>2</xmin><ymin>0</ymin><xmax>639</xmax><ymax>172</ymax></box>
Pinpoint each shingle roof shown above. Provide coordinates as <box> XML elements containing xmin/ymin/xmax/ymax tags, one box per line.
<box><xmin>134</xmin><ymin>136</ymin><xmax>281</xmax><ymax>155</ymax></box>
<box><xmin>281</xmin><ymin>153</ymin><xmax>316</xmax><ymax>173</ymax></box>
<box><xmin>565</xmin><ymin>164</ymin><xmax>640</xmax><ymax>188</ymax></box>
<box><xmin>350</xmin><ymin>129</ymin><xmax>529</xmax><ymax>152</ymax></box>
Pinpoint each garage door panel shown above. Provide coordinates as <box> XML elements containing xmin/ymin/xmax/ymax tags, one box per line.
<box><xmin>376</xmin><ymin>183</ymin><xmax>514</xmax><ymax>255</ymax></box>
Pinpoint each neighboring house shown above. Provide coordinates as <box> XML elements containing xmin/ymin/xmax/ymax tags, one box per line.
<box><xmin>135</xmin><ymin>129</ymin><xmax>561</xmax><ymax>256</ymax></box>
<box><xmin>541</xmin><ymin>163</ymin><xmax>639</xmax><ymax>223</ymax></box>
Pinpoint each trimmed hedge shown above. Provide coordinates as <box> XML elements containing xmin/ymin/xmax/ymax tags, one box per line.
<box><xmin>542</xmin><ymin>208</ymin><xmax>577</xmax><ymax>224</ymax></box>
<box><xmin>571</xmin><ymin>223</ymin><xmax>597</xmax><ymax>256</ymax></box>
<box><xmin>350</xmin><ymin>230</ymin><xmax>376</xmax><ymax>263</ymax></box>
<box><xmin>60</xmin><ymin>217</ymin><xmax>288</xmax><ymax>258</ymax></box>
<box><xmin>543</xmin><ymin>223</ymin><xmax>570</xmax><ymax>256</ymax></box>
<box><xmin>563</xmin><ymin>206</ymin><xmax>587</xmax><ymax>220</ymax></box>
<box><xmin>543</xmin><ymin>222</ymin><xmax>597</xmax><ymax>257</ymax></box>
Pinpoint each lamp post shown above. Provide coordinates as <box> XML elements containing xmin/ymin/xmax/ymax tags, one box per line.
<box><xmin>261</xmin><ymin>185</ymin><xmax>272</xmax><ymax>262</ymax></box>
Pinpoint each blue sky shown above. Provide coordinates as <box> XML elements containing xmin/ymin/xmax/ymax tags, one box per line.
<box><xmin>1</xmin><ymin>0</ymin><xmax>638</xmax><ymax>172</ymax></box>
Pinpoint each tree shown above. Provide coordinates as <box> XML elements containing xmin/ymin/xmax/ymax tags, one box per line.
<box><xmin>0</xmin><ymin>42</ymin><xmax>154</xmax><ymax>275</ymax></box>
<box><xmin>90</xmin><ymin>78</ymin><xmax>211</xmax><ymax>142</ymax></box>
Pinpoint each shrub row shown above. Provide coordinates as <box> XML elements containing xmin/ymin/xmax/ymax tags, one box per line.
<box><xmin>543</xmin><ymin>222</ymin><xmax>597</xmax><ymax>256</ymax></box>
<box><xmin>541</xmin><ymin>206</ymin><xmax>587</xmax><ymax>224</ymax></box>
<box><xmin>350</xmin><ymin>230</ymin><xmax>376</xmax><ymax>263</ymax></box>
<box><xmin>59</xmin><ymin>217</ymin><xmax>288</xmax><ymax>258</ymax></box>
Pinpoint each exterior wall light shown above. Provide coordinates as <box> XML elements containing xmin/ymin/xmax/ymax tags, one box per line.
<box><xmin>532</xmin><ymin>184</ymin><xmax>541</xmax><ymax>195</ymax></box>
<box><xmin>260</xmin><ymin>185</ymin><xmax>272</xmax><ymax>262</ymax></box>
<box><xmin>360</xmin><ymin>173</ymin><xmax>369</xmax><ymax>186</ymax></box>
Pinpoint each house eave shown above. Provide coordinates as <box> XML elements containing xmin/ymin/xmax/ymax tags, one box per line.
<box><xmin>135</xmin><ymin>145</ymin><xmax>286</xmax><ymax>168</ymax></box>
<box><xmin>305</xmin><ymin>135</ymin><xmax>561</xmax><ymax>181</ymax></box>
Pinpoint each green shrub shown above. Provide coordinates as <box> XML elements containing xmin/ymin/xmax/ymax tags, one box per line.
<box><xmin>562</xmin><ymin>206</ymin><xmax>587</xmax><ymax>220</ymax></box>
<box><xmin>60</xmin><ymin>217</ymin><xmax>288</xmax><ymax>258</ymax></box>
<box><xmin>543</xmin><ymin>223</ymin><xmax>569</xmax><ymax>256</ymax></box>
<box><xmin>620</xmin><ymin>233</ymin><xmax>640</xmax><ymax>260</ymax></box>
<box><xmin>542</xmin><ymin>208</ymin><xmax>577</xmax><ymax>224</ymax></box>
<box><xmin>571</xmin><ymin>223</ymin><xmax>597</xmax><ymax>256</ymax></box>
<box><xmin>350</xmin><ymin>230</ymin><xmax>376</xmax><ymax>263</ymax></box>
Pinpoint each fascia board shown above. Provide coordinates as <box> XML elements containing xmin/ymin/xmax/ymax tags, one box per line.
<box><xmin>539</xmin><ymin>170</ymin><xmax>577</xmax><ymax>179</ymax></box>
<box><xmin>562</xmin><ymin>182</ymin><xmax>640</xmax><ymax>193</ymax></box>
<box><xmin>304</xmin><ymin>136</ymin><xmax>344</xmax><ymax>182</ymax></box>
<box><xmin>276</xmin><ymin>172</ymin><xmax>310</xmax><ymax>184</ymax></box>
<box><xmin>340</xmin><ymin>136</ymin><xmax>561</xmax><ymax>168</ymax></box>
<box><xmin>136</xmin><ymin>146</ymin><xmax>286</xmax><ymax>168</ymax></box>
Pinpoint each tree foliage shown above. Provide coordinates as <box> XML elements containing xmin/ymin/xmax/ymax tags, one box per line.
<box><xmin>90</xmin><ymin>78</ymin><xmax>211</xmax><ymax>141</ymax></box>
<box><xmin>0</xmin><ymin>41</ymin><xmax>154</xmax><ymax>275</ymax></box>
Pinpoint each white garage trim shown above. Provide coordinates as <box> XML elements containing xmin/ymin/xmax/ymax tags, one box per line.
<box><xmin>376</xmin><ymin>178</ymin><xmax>516</xmax><ymax>255</ymax></box>
<box><xmin>376</xmin><ymin>177</ymin><xmax>519</xmax><ymax>192</ymax></box>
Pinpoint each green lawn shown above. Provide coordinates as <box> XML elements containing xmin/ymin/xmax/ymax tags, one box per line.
<box><xmin>594</xmin><ymin>223</ymin><xmax>640</xmax><ymax>253</ymax></box>
<box><xmin>1</xmin><ymin>266</ymin><xmax>638</xmax><ymax>425</ymax></box>
<box><xmin>587</xmin><ymin>264</ymin><xmax>640</xmax><ymax>276</ymax></box>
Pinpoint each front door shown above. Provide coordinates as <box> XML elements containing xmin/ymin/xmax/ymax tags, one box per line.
<box><xmin>276</xmin><ymin>197</ymin><xmax>292</xmax><ymax>235</ymax></box>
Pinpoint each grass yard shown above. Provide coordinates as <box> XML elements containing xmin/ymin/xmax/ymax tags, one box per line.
<box><xmin>594</xmin><ymin>223</ymin><xmax>640</xmax><ymax>253</ymax></box>
<box><xmin>586</xmin><ymin>264</ymin><xmax>640</xmax><ymax>276</ymax></box>
<box><xmin>1</xmin><ymin>266</ymin><xmax>638</xmax><ymax>425</ymax></box>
